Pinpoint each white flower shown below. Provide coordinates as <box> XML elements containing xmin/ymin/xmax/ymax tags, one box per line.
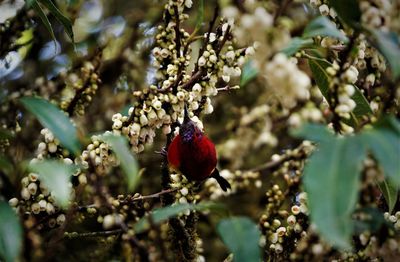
<box><xmin>245</xmin><ymin>46</ymin><xmax>255</xmax><ymax>56</ymax></box>
<box><xmin>184</xmin><ymin>0</ymin><xmax>192</xmax><ymax>8</ymax></box>
<box><xmin>198</xmin><ymin>56</ymin><xmax>206</xmax><ymax>67</ymax></box>
<box><xmin>319</xmin><ymin>4</ymin><xmax>330</xmax><ymax>16</ymax></box>
<box><xmin>140</xmin><ymin>115</ymin><xmax>149</xmax><ymax>126</ymax></box>
<box><xmin>225</xmin><ymin>50</ymin><xmax>235</xmax><ymax>62</ymax></box>
<box><xmin>222</xmin><ymin>75</ymin><xmax>230</xmax><ymax>83</ymax></box>
<box><xmin>192</xmin><ymin>83</ymin><xmax>202</xmax><ymax>93</ymax></box>
<box><xmin>209</xmin><ymin>55</ymin><xmax>217</xmax><ymax>63</ymax></box>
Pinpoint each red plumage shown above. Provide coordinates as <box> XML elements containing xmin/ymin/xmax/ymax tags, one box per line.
<box><xmin>167</xmin><ymin>131</ymin><xmax>217</xmax><ymax>181</ymax></box>
<box><xmin>166</xmin><ymin>108</ymin><xmax>231</xmax><ymax>191</ymax></box>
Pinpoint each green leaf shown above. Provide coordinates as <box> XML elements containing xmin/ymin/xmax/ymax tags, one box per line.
<box><xmin>361</xmin><ymin>117</ymin><xmax>400</xmax><ymax>186</ymax></box>
<box><xmin>0</xmin><ymin>156</ymin><xmax>13</xmax><ymax>175</ymax></box>
<box><xmin>351</xmin><ymin>85</ymin><xmax>373</xmax><ymax>119</ymax></box>
<box><xmin>0</xmin><ymin>129</ymin><xmax>13</xmax><ymax>140</ymax></box>
<box><xmin>353</xmin><ymin>207</ymin><xmax>390</xmax><ymax>234</ymax></box>
<box><xmin>240</xmin><ymin>60</ymin><xmax>258</xmax><ymax>86</ymax></box>
<box><xmin>29</xmin><ymin>160</ymin><xmax>77</xmax><ymax>209</ymax></box>
<box><xmin>20</xmin><ymin>96</ymin><xmax>81</xmax><ymax>156</ymax></box>
<box><xmin>303</xmin><ymin>16</ymin><xmax>349</xmax><ymax>43</ymax></box>
<box><xmin>100</xmin><ymin>134</ymin><xmax>139</xmax><ymax>192</ymax></box>
<box><xmin>368</xmin><ymin>29</ymin><xmax>400</xmax><ymax>80</ymax></box>
<box><xmin>217</xmin><ymin>217</ymin><xmax>261</xmax><ymax>262</ymax></box>
<box><xmin>31</xmin><ymin>1</ymin><xmax>56</xmax><ymax>41</ymax></box>
<box><xmin>300</xmin><ymin>132</ymin><xmax>366</xmax><ymax>249</ymax></box>
<box><xmin>291</xmin><ymin>123</ymin><xmax>334</xmax><ymax>143</ymax></box>
<box><xmin>25</xmin><ymin>0</ymin><xmax>36</xmax><ymax>8</ymax></box>
<box><xmin>308</xmin><ymin>57</ymin><xmax>333</xmax><ymax>97</ymax></box>
<box><xmin>38</xmin><ymin>0</ymin><xmax>75</xmax><ymax>44</ymax></box>
<box><xmin>308</xmin><ymin>58</ymin><xmax>372</xmax><ymax>125</ymax></box>
<box><xmin>377</xmin><ymin>179</ymin><xmax>398</xmax><ymax>214</ymax></box>
<box><xmin>328</xmin><ymin>0</ymin><xmax>361</xmax><ymax>27</ymax></box>
<box><xmin>0</xmin><ymin>201</ymin><xmax>23</xmax><ymax>262</ymax></box>
<box><xmin>195</xmin><ymin>0</ymin><xmax>204</xmax><ymax>31</ymax></box>
<box><xmin>134</xmin><ymin>202</ymin><xmax>226</xmax><ymax>233</ymax></box>
<box><xmin>281</xmin><ymin>37</ymin><xmax>314</xmax><ymax>56</ymax></box>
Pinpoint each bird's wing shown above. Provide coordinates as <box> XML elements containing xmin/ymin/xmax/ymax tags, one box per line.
<box><xmin>167</xmin><ymin>134</ymin><xmax>181</xmax><ymax>169</ymax></box>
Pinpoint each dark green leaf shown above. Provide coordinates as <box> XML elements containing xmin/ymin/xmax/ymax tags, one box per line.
<box><xmin>281</xmin><ymin>37</ymin><xmax>314</xmax><ymax>56</ymax></box>
<box><xmin>240</xmin><ymin>60</ymin><xmax>258</xmax><ymax>86</ymax></box>
<box><xmin>0</xmin><ymin>156</ymin><xmax>13</xmax><ymax>174</ymax></box>
<box><xmin>351</xmin><ymin>85</ymin><xmax>373</xmax><ymax>119</ymax></box>
<box><xmin>25</xmin><ymin>0</ymin><xmax>36</xmax><ymax>8</ymax></box>
<box><xmin>134</xmin><ymin>202</ymin><xmax>226</xmax><ymax>233</ymax></box>
<box><xmin>0</xmin><ymin>201</ymin><xmax>23</xmax><ymax>262</ymax></box>
<box><xmin>308</xmin><ymin>59</ymin><xmax>372</xmax><ymax>126</ymax></box>
<box><xmin>0</xmin><ymin>129</ymin><xmax>13</xmax><ymax>140</ymax></box>
<box><xmin>361</xmin><ymin>117</ymin><xmax>400</xmax><ymax>186</ymax></box>
<box><xmin>302</xmin><ymin>136</ymin><xmax>366</xmax><ymax>249</ymax></box>
<box><xmin>39</xmin><ymin>0</ymin><xmax>75</xmax><ymax>44</ymax></box>
<box><xmin>291</xmin><ymin>123</ymin><xmax>334</xmax><ymax>143</ymax></box>
<box><xmin>377</xmin><ymin>179</ymin><xmax>398</xmax><ymax>214</ymax></box>
<box><xmin>217</xmin><ymin>217</ymin><xmax>261</xmax><ymax>262</ymax></box>
<box><xmin>308</xmin><ymin>58</ymin><xmax>333</xmax><ymax>97</ymax></box>
<box><xmin>195</xmin><ymin>0</ymin><xmax>204</xmax><ymax>31</ymax></box>
<box><xmin>20</xmin><ymin>96</ymin><xmax>81</xmax><ymax>155</ymax></box>
<box><xmin>353</xmin><ymin>207</ymin><xmax>390</xmax><ymax>234</ymax></box>
<box><xmin>369</xmin><ymin>29</ymin><xmax>400</xmax><ymax>80</ymax></box>
<box><xmin>303</xmin><ymin>16</ymin><xmax>348</xmax><ymax>43</ymax></box>
<box><xmin>101</xmin><ymin>134</ymin><xmax>139</xmax><ymax>192</ymax></box>
<box><xmin>328</xmin><ymin>0</ymin><xmax>361</xmax><ymax>27</ymax></box>
<box><xmin>29</xmin><ymin>160</ymin><xmax>77</xmax><ymax>209</ymax></box>
<box><xmin>31</xmin><ymin>1</ymin><xmax>56</xmax><ymax>41</ymax></box>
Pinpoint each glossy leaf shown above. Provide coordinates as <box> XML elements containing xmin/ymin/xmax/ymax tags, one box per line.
<box><xmin>377</xmin><ymin>179</ymin><xmax>398</xmax><ymax>214</ymax></box>
<box><xmin>308</xmin><ymin>57</ymin><xmax>332</xmax><ymax>98</ymax></box>
<box><xmin>361</xmin><ymin>117</ymin><xmax>400</xmax><ymax>186</ymax></box>
<box><xmin>281</xmin><ymin>37</ymin><xmax>314</xmax><ymax>56</ymax></box>
<box><xmin>295</xmin><ymin>125</ymin><xmax>367</xmax><ymax>249</ymax></box>
<box><xmin>351</xmin><ymin>85</ymin><xmax>373</xmax><ymax>119</ymax></box>
<box><xmin>38</xmin><ymin>0</ymin><xmax>75</xmax><ymax>44</ymax></box>
<box><xmin>29</xmin><ymin>160</ymin><xmax>77</xmax><ymax>209</ymax></box>
<box><xmin>31</xmin><ymin>1</ymin><xmax>56</xmax><ymax>41</ymax></box>
<box><xmin>240</xmin><ymin>60</ymin><xmax>258</xmax><ymax>86</ymax></box>
<box><xmin>217</xmin><ymin>217</ymin><xmax>261</xmax><ymax>262</ymax></box>
<box><xmin>303</xmin><ymin>16</ymin><xmax>348</xmax><ymax>43</ymax></box>
<box><xmin>134</xmin><ymin>202</ymin><xmax>226</xmax><ymax>233</ymax></box>
<box><xmin>195</xmin><ymin>0</ymin><xmax>204</xmax><ymax>31</ymax></box>
<box><xmin>291</xmin><ymin>123</ymin><xmax>334</xmax><ymax>143</ymax></box>
<box><xmin>0</xmin><ymin>201</ymin><xmax>23</xmax><ymax>262</ymax></box>
<box><xmin>25</xmin><ymin>0</ymin><xmax>36</xmax><ymax>8</ymax></box>
<box><xmin>308</xmin><ymin>58</ymin><xmax>372</xmax><ymax>124</ymax></box>
<box><xmin>353</xmin><ymin>207</ymin><xmax>389</xmax><ymax>234</ymax></box>
<box><xmin>20</xmin><ymin>96</ymin><xmax>81</xmax><ymax>155</ymax></box>
<box><xmin>101</xmin><ymin>134</ymin><xmax>139</xmax><ymax>192</ymax></box>
<box><xmin>369</xmin><ymin>30</ymin><xmax>400</xmax><ymax>80</ymax></box>
<box><xmin>328</xmin><ymin>0</ymin><xmax>361</xmax><ymax>27</ymax></box>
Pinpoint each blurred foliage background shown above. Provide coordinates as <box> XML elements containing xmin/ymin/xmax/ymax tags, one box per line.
<box><xmin>0</xmin><ymin>0</ymin><xmax>399</xmax><ymax>261</ymax></box>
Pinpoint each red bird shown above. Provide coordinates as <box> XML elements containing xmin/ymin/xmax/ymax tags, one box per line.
<box><xmin>167</xmin><ymin>108</ymin><xmax>231</xmax><ymax>191</ymax></box>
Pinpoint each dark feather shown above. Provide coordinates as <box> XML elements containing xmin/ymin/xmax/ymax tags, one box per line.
<box><xmin>211</xmin><ymin>168</ymin><xmax>231</xmax><ymax>192</ymax></box>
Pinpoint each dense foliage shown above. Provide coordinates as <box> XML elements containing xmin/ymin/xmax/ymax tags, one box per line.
<box><xmin>0</xmin><ymin>0</ymin><xmax>399</xmax><ymax>261</ymax></box>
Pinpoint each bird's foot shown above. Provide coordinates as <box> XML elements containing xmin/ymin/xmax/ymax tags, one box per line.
<box><xmin>155</xmin><ymin>147</ymin><xmax>167</xmax><ymax>156</ymax></box>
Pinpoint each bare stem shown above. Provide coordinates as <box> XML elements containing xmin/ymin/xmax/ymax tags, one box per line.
<box><xmin>64</xmin><ymin>229</ymin><xmax>123</xmax><ymax>239</ymax></box>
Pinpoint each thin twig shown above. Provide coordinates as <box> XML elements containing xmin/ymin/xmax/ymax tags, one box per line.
<box><xmin>173</xmin><ymin>5</ymin><xmax>181</xmax><ymax>57</ymax></box>
<box><xmin>64</xmin><ymin>229</ymin><xmax>123</xmax><ymax>239</ymax></box>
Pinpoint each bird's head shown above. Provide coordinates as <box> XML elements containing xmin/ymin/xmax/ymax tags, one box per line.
<box><xmin>179</xmin><ymin>105</ymin><xmax>202</xmax><ymax>143</ymax></box>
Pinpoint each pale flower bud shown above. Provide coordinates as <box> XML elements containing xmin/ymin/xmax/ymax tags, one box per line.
<box><xmin>319</xmin><ymin>4</ymin><xmax>330</xmax><ymax>16</ymax></box>
<box><xmin>198</xmin><ymin>56</ymin><xmax>206</xmax><ymax>67</ymax></box>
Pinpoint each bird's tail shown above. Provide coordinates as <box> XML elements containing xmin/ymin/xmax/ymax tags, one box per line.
<box><xmin>211</xmin><ymin>169</ymin><xmax>231</xmax><ymax>192</ymax></box>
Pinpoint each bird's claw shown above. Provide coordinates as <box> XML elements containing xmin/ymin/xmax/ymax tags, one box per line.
<box><xmin>155</xmin><ymin>147</ymin><xmax>167</xmax><ymax>156</ymax></box>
